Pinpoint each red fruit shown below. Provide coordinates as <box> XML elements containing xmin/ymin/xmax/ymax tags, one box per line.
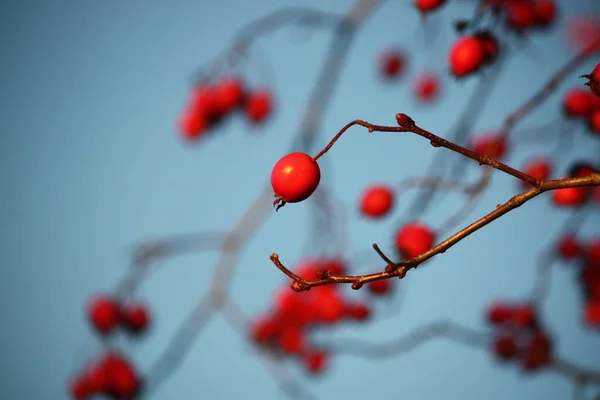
<box><xmin>551</xmin><ymin>187</ymin><xmax>587</xmax><ymax>207</ymax></box>
<box><xmin>304</xmin><ymin>350</ymin><xmax>328</xmax><ymax>374</ymax></box>
<box><xmin>121</xmin><ymin>303</ymin><xmax>151</xmax><ymax>334</ymax></box>
<box><xmin>565</xmin><ymin>16</ymin><xmax>600</xmax><ymax>53</ymax></box>
<box><xmin>178</xmin><ymin>109</ymin><xmax>207</xmax><ymax>140</ymax></box>
<box><xmin>103</xmin><ymin>353</ymin><xmax>140</xmax><ymax>399</ymax></box>
<box><xmin>189</xmin><ymin>85</ymin><xmax>218</xmax><ymax>119</ymax></box>
<box><xmin>505</xmin><ymin>1</ymin><xmax>535</xmax><ymax>31</ymax></box>
<box><xmin>568</xmin><ymin>161</ymin><xmax>597</xmax><ymax>178</ymax></box>
<box><xmin>360</xmin><ymin>184</ymin><xmax>395</xmax><ymax>218</ymax></box>
<box><xmin>470</xmin><ymin>134</ymin><xmax>508</xmax><ymax>159</ymax></box>
<box><xmin>584</xmin><ymin>300</ymin><xmax>600</xmax><ymax>326</ymax></box>
<box><xmin>214</xmin><ymin>77</ymin><xmax>245</xmax><ymax>114</ymax></box>
<box><xmin>318</xmin><ymin>258</ymin><xmax>347</xmax><ymax>276</ymax></box>
<box><xmin>557</xmin><ymin>234</ymin><xmax>581</xmax><ymax>259</ymax></box>
<box><xmin>587</xmin><ymin>239</ymin><xmax>600</xmax><ymax>267</ymax></box>
<box><xmin>251</xmin><ymin>317</ymin><xmax>279</xmax><ymax>344</ymax></box>
<box><xmin>415</xmin><ymin>0</ymin><xmax>446</xmax><ymax>13</ymax></box>
<box><xmin>245</xmin><ymin>89</ymin><xmax>273</xmax><ymax>124</ymax></box>
<box><xmin>345</xmin><ymin>303</ymin><xmax>371</xmax><ymax>320</ymax></box>
<box><xmin>588</xmin><ymin>109</ymin><xmax>600</xmax><ymax>135</ymax></box>
<box><xmin>271</xmin><ymin>152</ymin><xmax>321</xmax><ymax>203</ymax></box>
<box><xmin>563</xmin><ymin>88</ymin><xmax>592</xmax><ymax>117</ymax></box>
<box><xmin>278</xmin><ymin>327</ymin><xmax>305</xmax><ymax>354</ymax></box>
<box><xmin>521</xmin><ymin>158</ymin><xmax>551</xmax><ymax>188</ymax></box>
<box><xmin>88</xmin><ymin>295</ymin><xmax>120</xmax><ymax>335</ymax></box>
<box><xmin>493</xmin><ymin>336</ymin><xmax>518</xmax><ymax>360</ymax></box>
<box><xmin>413</xmin><ymin>72</ymin><xmax>440</xmax><ymax>103</ymax></box>
<box><xmin>84</xmin><ymin>362</ymin><xmax>109</xmax><ymax>395</ymax></box>
<box><xmin>394</xmin><ymin>222</ymin><xmax>435</xmax><ymax>259</ymax></box>
<box><xmin>316</xmin><ymin>292</ymin><xmax>345</xmax><ymax>324</ymax></box>
<box><xmin>475</xmin><ymin>31</ymin><xmax>499</xmax><ymax>65</ymax></box>
<box><xmin>448</xmin><ymin>36</ymin><xmax>484</xmax><ymax>77</ymax></box>
<box><xmin>522</xmin><ymin>332</ymin><xmax>552</xmax><ymax>370</ymax></box>
<box><xmin>379</xmin><ymin>49</ymin><xmax>406</xmax><ymax>79</ymax></box>
<box><xmin>511</xmin><ymin>304</ymin><xmax>536</xmax><ymax>328</ymax></box>
<box><xmin>69</xmin><ymin>376</ymin><xmax>91</xmax><ymax>400</ymax></box>
<box><xmin>368</xmin><ymin>279</ymin><xmax>391</xmax><ymax>295</ymax></box>
<box><xmin>532</xmin><ymin>0</ymin><xmax>557</xmax><ymax>27</ymax></box>
<box><xmin>487</xmin><ymin>302</ymin><xmax>513</xmax><ymax>324</ymax></box>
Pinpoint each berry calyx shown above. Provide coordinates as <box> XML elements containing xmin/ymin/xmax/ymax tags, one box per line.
<box><xmin>271</xmin><ymin>152</ymin><xmax>321</xmax><ymax>210</ymax></box>
<box><xmin>448</xmin><ymin>36</ymin><xmax>484</xmax><ymax>77</ymax></box>
<box><xmin>359</xmin><ymin>184</ymin><xmax>395</xmax><ymax>218</ymax></box>
<box><xmin>581</xmin><ymin>62</ymin><xmax>600</xmax><ymax>98</ymax></box>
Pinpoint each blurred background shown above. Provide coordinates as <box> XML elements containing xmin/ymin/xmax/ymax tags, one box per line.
<box><xmin>0</xmin><ymin>0</ymin><xmax>599</xmax><ymax>399</ymax></box>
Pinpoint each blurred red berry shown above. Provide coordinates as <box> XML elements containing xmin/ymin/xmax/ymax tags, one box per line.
<box><xmin>304</xmin><ymin>350</ymin><xmax>328</xmax><ymax>374</ymax></box>
<box><xmin>552</xmin><ymin>186</ymin><xmax>587</xmax><ymax>207</ymax></box>
<box><xmin>487</xmin><ymin>302</ymin><xmax>513</xmax><ymax>324</ymax></box>
<box><xmin>69</xmin><ymin>376</ymin><xmax>91</xmax><ymax>400</ymax></box>
<box><xmin>449</xmin><ymin>36</ymin><xmax>484</xmax><ymax>77</ymax></box>
<box><xmin>493</xmin><ymin>336</ymin><xmax>518</xmax><ymax>360</ymax></box>
<box><xmin>532</xmin><ymin>0</ymin><xmax>557</xmax><ymax>27</ymax></box>
<box><xmin>521</xmin><ymin>158</ymin><xmax>551</xmax><ymax>188</ymax></box>
<box><xmin>395</xmin><ymin>222</ymin><xmax>435</xmax><ymax>259</ymax></box>
<box><xmin>415</xmin><ymin>0</ymin><xmax>446</xmax><ymax>13</ymax></box>
<box><xmin>413</xmin><ymin>72</ymin><xmax>441</xmax><ymax>103</ymax></box>
<box><xmin>584</xmin><ymin>300</ymin><xmax>600</xmax><ymax>326</ymax></box>
<box><xmin>470</xmin><ymin>134</ymin><xmax>508</xmax><ymax>159</ymax></box>
<box><xmin>245</xmin><ymin>89</ymin><xmax>273</xmax><ymax>124</ymax></box>
<box><xmin>563</xmin><ymin>88</ymin><xmax>593</xmax><ymax>117</ymax></box>
<box><xmin>88</xmin><ymin>295</ymin><xmax>120</xmax><ymax>335</ymax></box>
<box><xmin>121</xmin><ymin>303</ymin><xmax>151</xmax><ymax>334</ymax></box>
<box><xmin>379</xmin><ymin>49</ymin><xmax>406</xmax><ymax>79</ymax></box>
<box><xmin>557</xmin><ymin>234</ymin><xmax>581</xmax><ymax>259</ymax></box>
<box><xmin>475</xmin><ymin>31</ymin><xmax>499</xmax><ymax>65</ymax></box>
<box><xmin>345</xmin><ymin>303</ymin><xmax>371</xmax><ymax>320</ymax></box>
<box><xmin>214</xmin><ymin>76</ymin><xmax>245</xmax><ymax>114</ymax></box>
<box><xmin>511</xmin><ymin>304</ymin><xmax>536</xmax><ymax>328</ymax></box>
<box><xmin>368</xmin><ymin>279</ymin><xmax>391</xmax><ymax>295</ymax></box>
<box><xmin>360</xmin><ymin>184</ymin><xmax>395</xmax><ymax>218</ymax></box>
<box><xmin>505</xmin><ymin>1</ymin><xmax>535</xmax><ymax>31</ymax></box>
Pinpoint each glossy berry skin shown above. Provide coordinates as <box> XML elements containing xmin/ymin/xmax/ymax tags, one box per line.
<box><xmin>379</xmin><ymin>50</ymin><xmax>406</xmax><ymax>79</ymax></box>
<box><xmin>563</xmin><ymin>88</ymin><xmax>592</xmax><ymax>117</ymax></box>
<box><xmin>271</xmin><ymin>152</ymin><xmax>321</xmax><ymax>203</ymax></box>
<box><xmin>121</xmin><ymin>304</ymin><xmax>151</xmax><ymax>334</ymax></box>
<box><xmin>533</xmin><ymin>0</ymin><xmax>557</xmax><ymax>27</ymax></box>
<box><xmin>413</xmin><ymin>72</ymin><xmax>440</xmax><ymax>103</ymax></box>
<box><xmin>448</xmin><ymin>36</ymin><xmax>484</xmax><ymax>77</ymax></box>
<box><xmin>521</xmin><ymin>158</ymin><xmax>551</xmax><ymax>188</ymax></box>
<box><xmin>245</xmin><ymin>89</ymin><xmax>273</xmax><ymax>124</ymax></box>
<box><xmin>395</xmin><ymin>222</ymin><xmax>435</xmax><ymax>259</ymax></box>
<box><xmin>415</xmin><ymin>0</ymin><xmax>445</xmax><ymax>13</ymax></box>
<box><xmin>360</xmin><ymin>184</ymin><xmax>395</xmax><ymax>218</ymax></box>
<box><xmin>88</xmin><ymin>295</ymin><xmax>120</xmax><ymax>335</ymax></box>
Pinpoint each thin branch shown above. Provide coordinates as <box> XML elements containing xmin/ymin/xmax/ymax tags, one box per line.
<box><xmin>551</xmin><ymin>357</ymin><xmax>600</xmax><ymax>385</ymax></box>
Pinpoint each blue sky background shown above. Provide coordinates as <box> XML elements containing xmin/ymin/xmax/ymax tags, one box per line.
<box><xmin>1</xmin><ymin>0</ymin><xmax>599</xmax><ymax>399</ymax></box>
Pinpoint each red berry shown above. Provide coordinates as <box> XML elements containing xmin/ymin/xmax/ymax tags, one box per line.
<box><xmin>475</xmin><ymin>31</ymin><xmax>499</xmax><ymax>65</ymax></box>
<box><xmin>470</xmin><ymin>134</ymin><xmax>508</xmax><ymax>159</ymax></box>
<box><xmin>587</xmin><ymin>239</ymin><xmax>600</xmax><ymax>267</ymax></box>
<box><xmin>415</xmin><ymin>0</ymin><xmax>446</xmax><ymax>13</ymax></box>
<box><xmin>511</xmin><ymin>304</ymin><xmax>536</xmax><ymax>328</ymax></box>
<box><xmin>278</xmin><ymin>327</ymin><xmax>305</xmax><ymax>354</ymax></box>
<box><xmin>345</xmin><ymin>303</ymin><xmax>371</xmax><ymax>320</ymax></box>
<box><xmin>568</xmin><ymin>161</ymin><xmax>597</xmax><ymax>178</ymax></box>
<box><xmin>505</xmin><ymin>1</ymin><xmax>536</xmax><ymax>31</ymax></box>
<box><xmin>304</xmin><ymin>350</ymin><xmax>328</xmax><ymax>374</ymax></box>
<box><xmin>552</xmin><ymin>187</ymin><xmax>587</xmax><ymax>207</ymax></box>
<box><xmin>588</xmin><ymin>109</ymin><xmax>600</xmax><ymax>135</ymax></box>
<box><xmin>214</xmin><ymin>77</ymin><xmax>245</xmax><ymax>114</ymax></box>
<box><xmin>359</xmin><ymin>184</ymin><xmax>395</xmax><ymax>218</ymax></box>
<box><xmin>251</xmin><ymin>317</ymin><xmax>279</xmax><ymax>344</ymax></box>
<box><xmin>565</xmin><ymin>16</ymin><xmax>600</xmax><ymax>53</ymax></box>
<box><xmin>487</xmin><ymin>302</ymin><xmax>513</xmax><ymax>324</ymax></box>
<box><xmin>521</xmin><ymin>158</ymin><xmax>551</xmax><ymax>188</ymax></box>
<box><xmin>522</xmin><ymin>332</ymin><xmax>552</xmax><ymax>370</ymax></box>
<box><xmin>121</xmin><ymin>303</ymin><xmax>151</xmax><ymax>334</ymax></box>
<box><xmin>379</xmin><ymin>49</ymin><xmax>406</xmax><ymax>79</ymax></box>
<box><xmin>557</xmin><ymin>234</ymin><xmax>581</xmax><ymax>259</ymax></box>
<box><xmin>245</xmin><ymin>89</ymin><xmax>273</xmax><ymax>124</ymax></box>
<box><xmin>88</xmin><ymin>295</ymin><xmax>120</xmax><ymax>335</ymax></box>
<box><xmin>448</xmin><ymin>36</ymin><xmax>484</xmax><ymax>77</ymax></box>
<box><xmin>84</xmin><ymin>362</ymin><xmax>109</xmax><ymax>395</ymax></box>
<box><xmin>532</xmin><ymin>0</ymin><xmax>557</xmax><ymax>27</ymax></box>
<box><xmin>584</xmin><ymin>300</ymin><xmax>600</xmax><ymax>326</ymax></box>
<box><xmin>178</xmin><ymin>109</ymin><xmax>207</xmax><ymax>140</ymax></box>
<box><xmin>103</xmin><ymin>353</ymin><xmax>140</xmax><ymax>399</ymax></box>
<box><xmin>271</xmin><ymin>152</ymin><xmax>321</xmax><ymax>203</ymax></box>
<box><xmin>368</xmin><ymin>279</ymin><xmax>391</xmax><ymax>295</ymax></box>
<box><xmin>394</xmin><ymin>222</ymin><xmax>436</xmax><ymax>259</ymax></box>
<box><xmin>69</xmin><ymin>376</ymin><xmax>91</xmax><ymax>400</ymax></box>
<box><xmin>493</xmin><ymin>336</ymin><xmax>518</xmax><ymax>360</ymax></box>
<box><xmin>563</xmin><ymin>88</ymin><xmax>592</xmax><ymax>117</ymax></box>
<box><xmin>413</xmin><ymin>72</ymin><xmax>441</xmax><ymax>103</ymax></box>
<box><xmin>316</xmin><ymin>292</ymin><xmax>345</xmax><ymax>324</ymax></box>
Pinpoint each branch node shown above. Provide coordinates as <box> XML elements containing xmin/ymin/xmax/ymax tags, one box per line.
<box><xmin>351</xmin><ymin>281</ymin><xmax>363</xmax><ymax>290</ymax></box>
<box><xmin>395</xmin><ymin>113</ymin><xmax>414</xmax><ymax>127</ymax></box>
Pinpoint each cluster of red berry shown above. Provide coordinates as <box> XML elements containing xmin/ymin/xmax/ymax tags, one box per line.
<box><xmin>486</xmin><ymin>302</ymin><xmax>553</xmax><ymax>371</ymax></box>
<box><xmin>178</xmin><ymin>76</ymin><xmax>274</xmax><ymax>140</ymax></box>
<box><xmin>250</xmin><ymin>258</ymin><xmax>394</xmax><ymax>374</ymax></box>
<box><xmin>448</xmin><ymin>30</ymin><xmax>499</xmax><ymax>78</ymax></box>
<box><xmin>492</xmin><ymin>0</ymin><xmax>558</xmax><ymax>33</ymax></box>
<box><xmin>68</xmin><ymin>295</ymin><xmax>151</xmax><ymax>399</ymax></box>
<box><xmin>564</xmin><ymin>64</ymin><xmax>600</xmax><ymax>135</ymax></box>
<box><xmin>556</xmin><ymin>234</ymin><xmax>600</xmax><ymax>327</ymax></box>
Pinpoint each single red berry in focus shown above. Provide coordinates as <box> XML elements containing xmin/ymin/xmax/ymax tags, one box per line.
<box><xmin>214</xmin><ymin>76</ymin><xmax>245</xmax><ymax>114</ymax></box>
<box><xmin>395</xmin><ymin>222</ymin><xmax>435</xmax><ymax>259</ymax></box>
<box><xmin>368</xmin><ymin>279</ymin><xmax>391</xmax><ymax>295</ymax></box>
<box><xmin>271</xmin><ymin>152</ymin><xmax>321</xmax><ymax>204</ymax></box>
<box><xmin>88</xmin><ymin>295</ymin><xmax>120</xmax><ymax>335</ymax></box>
<box><xmin>415</xmin><ymin>0</ymin><xmax>446</xmax><ymax>13</ymax></box>
<box><xmin>532</xmin><ymin>0</ymin><xmax>557</xmax><ymax>27</ymax></box>
<box><xmin>487</xmin><ymin>302</ymin><xmax>513</xmax><ymax>324</ymax></box>
<box><xmin>505</xmin><ymin>1</ymin><xmax>536</xmax><ymax>31</ymax></box>
<box><xmin>379</xmin><ymin>49</ymin><xmax>406</xmax><ymax>79</ymax></box>
<box><xmin>470</xmin><ymin>134</ymin><xmax>508</xmax><ymax>159</ymax></box>
<box><xmin>245</xmin><ymin>89</ymin><xmax>273</xmax><ymax>124</ymax></box>
<box><xmin>521</xmin><ymin>158</ymin><xmax>551</xmax><ymax>188</ymax></box>
<box><xmin>475</xmin><ymin>31</ymin><xmax>499</xmax><ymax>65</ymax></box>
<box><xmin>493</xmin><ymin>336</ymin><xmax>518</xmax><ymax>360</ymax></box>
<box><xmin>121</xmin><ymin>303</ymin><xmax>151</xmax><ymax>334</ymax></box>
<box><xmin>557</xmin><ymin>234</ymin><xmax>581</xmax><ymax>259</ymax></box>
<box><xmin>448</xmin><ymin>36</ymin><xmax>484</xmax><ymax>77</ymax></box>
<box><xmin>360</xmin><ymin>184</ymin><xmax>395</xmax><ymax>218</ymax></box>
<box><xmin>585</xmin><ymin>301</ymin><xmax>600</xmax><ymax>326</ymax></box>
<box><xmin>304</xmin><ymin>350</ymin><xmax>328</xmax><ymax>374</ymax></box>
<box><xmin>413</xmin><ymin>72</ymin><xmax>440</xmax><ymax>103</ymax></box>
<box><xmin>563</xmin><ymin>88</ymin><xmax>592</xmax><ymax>117</ymax></box>
<box><xmin>69</xmin><ymin>376</ymin><xmax>91</xmax><ymax>400</ymax></box>
<box><xmin>552</xmin><ymin>187</ymin><xmax>587</xmax><ymax>207</ymax></box>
